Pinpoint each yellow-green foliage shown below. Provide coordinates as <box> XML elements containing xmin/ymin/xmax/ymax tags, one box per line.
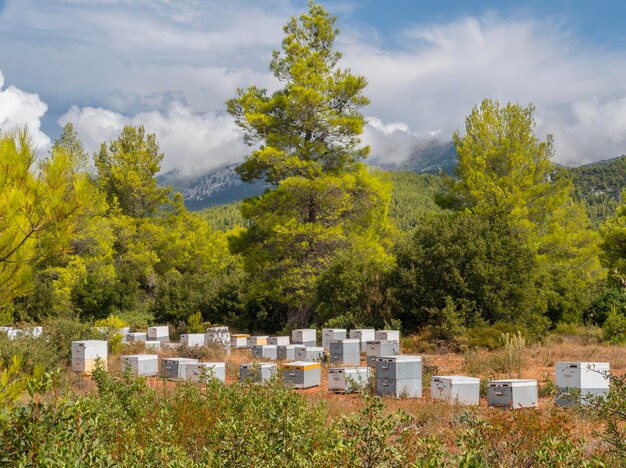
<box><xmin>0</xmin><ymin>129</ymin><xmax>89</xmax><ymax>307</ymax></box>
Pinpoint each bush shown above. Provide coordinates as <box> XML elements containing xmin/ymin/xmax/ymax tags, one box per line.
<box><xmin>585</xmin><ymin>287</ymin><xmax>626</xmax><ymax>325</ymax></box>
<box><xmin>602</xmin><ymin>307</ymin><xmax>626</xmax><ymax>344</ymax></box>
<box><xmin>0</xmin><ymin>318</ymin><xmax>97</xmax><ymax>373</ymax></box>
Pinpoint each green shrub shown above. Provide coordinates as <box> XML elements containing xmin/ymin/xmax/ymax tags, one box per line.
<box><xmin>602</xmin><ymin>307</ymin><xmax>626</xmax><ymax>344</ymax></box>
<box><xmin>465</xmin><ymin>322</ymin><xmax>524</xmax><ymax>349</ymax></box>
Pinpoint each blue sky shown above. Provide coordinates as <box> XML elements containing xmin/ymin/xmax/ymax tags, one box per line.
<box><xmin>1</xmin><ymin>0</ymin><xmax>626</xmax><ymax>174</ymax></box>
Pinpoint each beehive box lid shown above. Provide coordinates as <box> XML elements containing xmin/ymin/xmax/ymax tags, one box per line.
<box><xmin>283</xmin><ymin>361</ymin><xmax>321</xmax><ymax>370</ymax></box>
<box><xmin>432</xmin><ymin>375</ymin><xmax>479</xmax><ymax>383</ymax></box>
<box><xmin>232</xmin><ymin>334</ymin><xmax>250</xmax><ymax>338</ymax></box>
<box><xmin>377</xmin><ymin>355</ymin><xmax>421</xmax><ymax>362</ymax></box>
<box><xmin>241</xmin><ymin>362</ymin><xmax>276</xmax><ymax>369</ymax></box>
<box><xmin>123</xmin><ymin>354</ymin><xmax>158</xmax><ymax>360</ymax></box>
<box><xmin>489</xmin><ymin>379</ymin><xmax>537</xmax><ymax>387</ymax></box>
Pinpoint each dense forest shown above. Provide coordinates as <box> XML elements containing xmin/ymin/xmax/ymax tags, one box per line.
<box><xmin>1</xmin><ymin>3</ymin><xmax>625</xmax><ymax>343</ymax></box>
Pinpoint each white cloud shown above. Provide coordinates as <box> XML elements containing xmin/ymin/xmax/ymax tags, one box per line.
<box><xmin>0</xmin><ymin>71</ymin><xmax>50</xmax><ymax>150</ymax></box>
<box><xmin>59</xmin><ymin>103</ymin><xmax>247</xmax><ymax>176</ymax></box>
<box><xmin>3</xmin><ymin>3</ymin><xmax>626</xmax><ymax>170</ymax></box>
<box><xmin>341</xmin><ymin>16</ymin><xmax>626</xmax><ymax>164</ymax></box>
<box><xmin>363</xmin><ymin>117</ymin><xmax>435</xmax><ymax>166</ymax></box>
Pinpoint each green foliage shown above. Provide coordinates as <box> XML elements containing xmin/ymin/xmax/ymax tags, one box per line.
<box><xmin>600</xmin><ymin>190</ymin><xmax>626</xmax><ymax>283</ymax></box>
<box><xmin>95</xmin><ymin>125</ymin><xmax>175</xmax><ymax>218</ymax></box>
<box><xmin>0</xmin><ymin>355</ymin><xmax>44</xmax><ymax>407</ymax></box>
<box><xmin>0</xmin><ymin>129</ymin><xmax>89</xmax><ymax>308</ymax></box>
<box><xmin>227</xmin><ymin>2</ymin><xmax>369</xmax><ymax>185</ymax></box>
<box><xmin>602</xmin><ymin>306</ymin><xmax>626</xmax><ymax>344</ymax></box>
<box><xmin>0</xmin><ymin>318</ymin><xmax>97</xmax><ymax>374</ymax></box>
<box><xmin>337</xmin><ymin>392</ymin><xmax>411</xmax><ymax>467</ymax></box>
<box><xmin>187</xmin><ymin>311</ymin><xmax>203</xmax><ymax>333</ymax></box>
<box><xmin>199</xmin><ymin>202</ymin><xmax>245</xmax><ymax>231</ymax></box>
<box><xmin>52</xmin><ymin>122</ymin><xmax>89</xmax><ymax>171</ymax></box>
<box><xmin>567</xmin><ymin>155</ymin><xmax>626</xmax><ymax>226</ymax></box>
<box><xmin>584</xmin><ymin>372</ymin><xmax>626</xmax><ymax>464</ymax></box>
<box><xmin>586</xmin><ymin>287</ymin><xmax>626</xmax><ymax>325</ymax></box>
<box><xmin>226</xmin><ymin>3</ymin><xmax>393</xmax><ymax>327</ymax></box>
<box><xmin>391</xmin><ymin>213</ymin><xmax>542</xmax><ymax>331</ymax></box>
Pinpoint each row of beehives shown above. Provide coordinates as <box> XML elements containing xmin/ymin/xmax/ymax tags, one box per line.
<box><xmin>0</xmin><ymin>326</ymin><xmax>43</xmax><ymax>340</ymax></box>
<box><xmin>71</xmin><ymin>341</ymin><xmax>611</xmax><ymax>408</ymax></box>
<box><xmin>112</xmin><ymin>325</ymin><xmax>402</xmax><ymax>360</ymax></box>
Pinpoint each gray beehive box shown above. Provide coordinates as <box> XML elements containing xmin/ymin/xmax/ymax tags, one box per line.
<box><xmin>268</xmin><ymin>336</ymin><xmax>290</xmax><ymax>346</ymax></box>
<box><xmin>292</xmin><ymin>329</ymin><xmax>317</xmax><ymax>347</ymax></box>
<box><xmin>295</xmin><ymin>346</ymin><xmax>325</xmax><ymax>362</ymax></box>
<box><xmin>328</xmin><ymin>367</ymin><xmax>370</xmax><ymax>393</ymax></box>
<box><xmin>431</xmin><ymin>375</ymin><xmax>480</xmax><ymax>405</ymax></box>
<box><xmin>147</xmin><ymin>326</ymin><xmax>169</xmax><ymax>342</ymax></box>
<box><xmin>349</xmin><ymin>329</ymin><xmax>376</xmax><ymax>352</ymax></box>
<box><xmin>122</xmin><ymin>354</ymin><xmax>159</xmax><ymax>377</ymax></box>
<box><xmin>555</xmin><ymin>362</ymin><xmax>610</xmax><ymax>406</ymax></box>
<box><xmin>251</xmin><ymin>344</ymin><xmax>278</xmax><ymax>360</ymax></box>
<box><xmin>488</xmin><ymin>379</ymin><xmax>538</xmax><ymax>409</ymax></box>
<box><xmin>72</xmin><ymin>340</ymin><xmax>108</xmax><ymax>375</ymax></box>
<box><xmin>231</xmin><ymin>334</ymin><xmax>250</xmax><ymax>349</ymax></box>
<box><xmin>144</xmin><ymin>340</ymin><xmax>161</xmax><ymax>351</ymax></box>
<box><xmin>240</xmin><ymin>363</ymin><xmax>277</xmax><ymax>383</ymax></box>
<box><xmin>160</xmin><ymin>357</ymin><xmax>199</xmax><ymax>380</ymax></box>
<box><xmin>329</xmin><ymin>339</ymin><xmax>361</xmax><ymax>366</ymax></box>
<box><xmin>126</xmin><ymin>332</ymin><xmax>147</xmax><ymax>343</ymax></box>
<box><xmin>375</xmin><ymin>330</ymin><xmax>400</xmax><ymax>342</ymax></box>
<box><xmin>375</xmin><ymin>355</ymin><xmax>422</xmax><ymax>399</ymax></box>
<box><xmin>366</xmin><ymin>340</ymin><xmax>400</xmax><ymax>367</ymax></box>
<box><xmin>277</xmin><ymin>344</ymin><xmax>298</xmax><ymax>360</ymax></box>
<box><xmin>282</xmin><ymin>361</ymin><xmax>321</xmax><ymax>388</ymax></box>
<box><xmin>180</xmin><ymin>333</ymin><xmax>205</xmax><ymax>347</ymax></box>
<box><xmin>322</xmin><ymin>328</ymin><xmax>347</xmax><ymax>350</ymax></box>
<box><xmin>185</xmin><ymin>362</ymin><xmax>226</xmax><ymax>383</ymax></box>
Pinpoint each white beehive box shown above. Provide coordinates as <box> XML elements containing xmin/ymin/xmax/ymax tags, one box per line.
<box><xmin>366</xmin><ymin>340</ymin><xmax>400</xmax><ymax>367</ymax></box>
<box><xmin>555</xmin><ymin>362</ymin><xmax>610</xmax><ymax>406</ymax></box>
<box><xmin>268</xmin><ymin>336</ymin><xmax>290</xmax><ymax>346</ymax></box>
<box><xmin>147</xmin><ymin>326</ymin><xmax>169</xmax><ymax>342</ymax></box>
<box><xmin>295</xmin><ymin>346</ymin><xmax>325</xmax><ymax>362</ymax></box>
<box><xmin>431</xmin><ymin>376</ymin><xmax>480</xmax><ymax>405</ymax></box>
<box><xmin>240</xmin><ymin>363</ymin><xmax>277</xmax><ymax>382</ymax></box>
<box><xmin>185</xmin><ymin>362</ymin><xmax>226</xmax><ymax>383</ymax></box>
<box><xmin>144</xmin><ymin>340</ymin><xmax>161</xmax><ymax>351</ymax></box>
<box><xmin>205</xmin><ymin>327</ymin><xmax>231</xmax><ymax>350</ymax></box>
<box><xmin>282</xmin><ymin>361</ymin><xmax>321</xmax><ymax>388</ymax></box>
<box><xmin>328</xmin><ymin>367</ymin><xmax>370</xmax><ymax>393</ymax></box>
<box><xmin>322</xmin><ymin>328</ymin><xmax>347</xmax><ymax>350</ymax></box>
<box><xmin>161</xmin><ymin>357</ymin><xmax>198</xmax><ymax>379</ymax></box>
<box><xmin>292</xmin><ymin>329</ymin><xmax>317</xmax><ymax>347</ymax></box>
<box><xmin>231</xmin><ymin>334</ymin><xmax>250</xmax><ymax>349</ymax></box>
<box><xmin>72</xmin><ymin>340</ymin><xmax>108</xmax><ymax>375</ymax></box>
<box><xmin>126</xmin><ymin>332</ymin><xmax>147</xmax><ymax>343</ymax></box>
<box><xmin>180</xmin><ymin>333</ymin><xmax>205</xmax><ymax>347</ymax></box>
<box><xmin>251</xmin><ymin>344</ymin><xmax>278</xmax><ymax>360</ymax></box>
<box><xmin>122</xmin><ymin>354</ymin><xmax>159</xmax><ymax>377</ymax></box>
<box><xmin>329</xmin><ymin>339</ymin><xmax>361</xmax><ymax>366</ymax></box>
<box><xmin>375</xmin><ymin>330</ymin><xmax>400</xmax><ymax>342</ymax></box>
<box><xmin>349</xmin><ymin>329</ymin><xmax>376</xmax><ymax>352</ymax></box>
<box><xmin>277</xmin><ymin>344</ymin><xmax>298</xmax><ymax>360</ymax></box>
<box><xmin>247</xmin><ymin>336</ymin><xmax>269</xmax><ymax>347</ymax></box>
<box><xmin>488</xmin><ymin>379</ymin><xmax>538</xmax><ymax>409</ymax></box>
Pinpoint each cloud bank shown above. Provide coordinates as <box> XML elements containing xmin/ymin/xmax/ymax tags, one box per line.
<box><xmin>0</xmin><ymin>71</ymin><xmax>50</xmax><ymax>150</ymax></box>
<box><xmin>2</xmin><ymin>2</ymin><xmax>626</xmax><ymax>171</ymax></box>
<box><xmin>60</xmin><ymin>103</ymin><xmax>247</xmax><ymax>176</ymax></box>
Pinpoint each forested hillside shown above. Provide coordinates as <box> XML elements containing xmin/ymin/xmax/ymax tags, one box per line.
<box><xmin>200</xmin><ymin>171</ymin><xmax>447</xmax><ymax>232</ymax></box>
<box><xmin>567</xmin><ymin>155</ymin><xmax>626</xmax><ymax>225</ymax></box>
